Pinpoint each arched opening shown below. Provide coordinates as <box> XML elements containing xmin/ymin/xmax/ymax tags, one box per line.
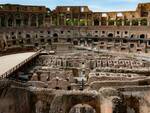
<box><xmin>108</xmin><ymin>19</ymin><xmax>115</xmax><ymax>25</ymax></box>
<box><xmin>140</xmin><ymin>34</ymin><xmax>145</xmax><ymax>39</ymax></box>
<box><xmin>93</xmin><ymin>38</ymin><xmax>98</xmax><ymax>42</ymax></box>
<box><xmin>87</xmin><ymin>39</ymin><xmax>92</xmax><ymax>45</ymax></box>
<box><xmin>108</xmin><ymin>33</ymin><xmax>113</xmax><ymax>38</ymax></box>
<box><xmin>140</xmin><ymin>19</ymin><xmax>147</xmax><ymax>26</ymax></box>
<box><xmin>31</xmin><ymin>14</ymin><xmax>36</xmax><ymax>26</ymax></box>
<box><xmin>8</xmin><ymin>18</ymin><xmax>13</xmax><ymax>27</ymax></box>
<box><xmin>69</xmin><ymin>104</ymin><xmax>96</xmax><ymax>113</ymax></box>
<box><xmin>94</xmin><ymin>19</ymin><xmax>99</xmax><ymax>26</ymax></box>
<box><xmin>132</xmin><ymin>19</ymin><xmax>138</xmax><ymax>26</ymax></box>
<box><xmin>112</xmin><ymin>97</ymin><xmax>126</xmax><ymax>113</ymax></box>
<box><xmin>126</xmin><ymin>96</ymin><xmax>140</xmax><ymax>113</ymax></box>
<box><xmin>47</xmin><ymin>39</ymin><xmax>51</xmax><ymax>44</ymax></box>
<box><xmin>34</xmin><ymin>43</ymin><xmax>39</xmax><ymax>47</ymax></box>
<box><xmin>53</xmin><ymin>38</ymin><xmax>58</xmax><ymax>42</ymax></box>
<box><xmin>53</xmin><ymin>33</ymin><xmax>58</xmax><ymax>38</ymax></box>
<box><xmin>67</xmin><ymin>38</ymin><xmax>72</xmax><ymax>42</ymax></box>
<box><xmin>73</xmin><ymin>40</ymin><xmax>78</xmax><ymax>45</ymax></box>
<box><xmin>67</xmin><ymin>86</ymin><xmax>71</xmax><ymax>90</ymax></box>
<box><xmin>130</xmin><ymin>34</ymin><xmax>135</xmax><ymax>38</ymax></box>
<box><xmin>27</xmin><ymin>39</ymin><xmax>31</xmax><ymax>44</ymax></box>
<box><xmin>16</xmin><ymin>19</ymin><xmax>21</xmax><ymax>27</ymax></box>
<box><xmin>55</xmin><ymin>87</ymin><xmax>61</xmax><ymax>90</ymax></box>
<box><xmin>80</xmin><ymin>40</ymin><xmax>85</xmax><ymax>46</ymax></box>
<box><xmin>26</xmin><ymin>34</ymin><xmax>31</xmax><ymax>38</ymax></box>
<box><xmin>121</xmin><ymin>48</ymin><xmax>126</xmax><ymax>51</ymax></box>
<box><xmin>12</xmin><ymin>36</ymin><xmax>16</xmax><ymax>39</ymax></box>
<box><xmin>19</xmin><ymin>39</ymin><xmax>24</xmax><ymax>45</ymax></box>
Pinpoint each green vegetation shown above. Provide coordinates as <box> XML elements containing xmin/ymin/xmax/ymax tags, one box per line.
<box><xmin>140</xmin><ymin>18</ymin><xmax>147</xmax><ymax>26</ymax></box>
<box><xmin>132</xmin><ymin>19</ymin><xmax>138</xmax><ymax>26</ymax></box>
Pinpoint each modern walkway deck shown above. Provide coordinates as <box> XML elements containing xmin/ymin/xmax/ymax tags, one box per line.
<box><xmin>0</xmin><ymin>51</ymin><xmax>40</xmax><ymax>79</ymax></box>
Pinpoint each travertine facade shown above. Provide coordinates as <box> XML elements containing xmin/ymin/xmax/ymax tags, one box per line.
<box><xmin>0</xmin><ymin>3</ymin><xmax>150</xmax><ymax>53</ymax></box>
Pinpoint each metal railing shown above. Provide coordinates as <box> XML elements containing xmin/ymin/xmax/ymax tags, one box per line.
<box><xmin>0</xmin><ymin>50</ymin><xmax>41</xmax><ymax>80</ymax></box>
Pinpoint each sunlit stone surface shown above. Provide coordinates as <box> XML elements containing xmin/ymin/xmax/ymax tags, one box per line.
<box><xmin>1</xmin><ymin>2</ymin><xmax>150</xmax><ymax>113</ymax></box>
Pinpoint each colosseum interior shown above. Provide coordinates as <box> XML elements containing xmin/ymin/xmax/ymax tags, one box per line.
<box><xmin>1</xmin><ymin>2</ymin><xmax>150</xmax><ymax>113</ymax></box>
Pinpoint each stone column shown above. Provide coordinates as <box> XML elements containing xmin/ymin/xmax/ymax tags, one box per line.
<box><xmin>114</xmin><ymin>14</ymin><xmax>117</xmax><ymax>26</ymax></box>
<box><xmin>64</xmin><ymin>15</ymin><xmax>66</xmax><ymax>26</ymax></box>
<box><xmin>85</xmin><ymin>14</ymin><xmax>88</xmax><ymax>26</ymax></box>
<box><xmin>13</xmin><ymin>15</ymin><xmax>16</xmax><ymax>27</ymax></box>
<box><xmin>122</xmin><ymin>21</ymin><xmax>125</xmax><ymax>26</ymax></box>
<box><xmin>21</xmin><ymin>15</ymin><xmax>24</xmax><ymax>27</ymax></box>
<box><xmin>28</xmin><ymin>15</ymin><xmax>31</xmax><ymax>27</ymax></box>
<box><xmin>101</xmin><ymin>100</ymin><xmax>113</xmax><ymax>113</ymax></box>
<box><xmin>99</xmin><ymin>16</ymin><xmax>101</xmax><ymax>26</ymax></box>
<box><xmin>91</xmin><ymin>14</ymin><xmax>94</xmax><ymax>26</ymax></box>
<box><xmin>138</xmin><ymin>20</ymin><xmax>141</xmax><ymax>26</ymax></box>
<box><xmin>122</xmin><ymin>17</ymin><xmax>125</xmax><ymax>26</ymax></box>
<box><xmin>78</xmin><ymin>14</ymin><xmax>80</xmax><ymax>26</ymax></box>
<box><xmin>148</xmin><ymin>20</ymin><xmax>150</xmax><ymax>26</ymax></box>
<box><xmin>36</xmin><ymin>15</ymin><xmax>39</xmax><ymax>27</ymax></box>
<box><xmin>0</xmin><ymin>17</ymin><xmax>1</xmax><ymax>27</ymax></box>
<box><xmin>43</xmin><ymin>14</ymin><xmax>45</xmax><ymax>27</ymax></box>
<box><xmin>106</xmin><ymin>16</ymin><xmax>109</xmax><ymax>26</ymax></box>
<box><xmin>57</xmin><ymin>14</ymin><xmax>59</xmax><ymax>26</ymax></box>
<box><xmin>5</xmin><ymin>15</ymin><xmax>8</xmax><ymax>27</ymax></box>
<box><xmin>130</xmin><ymin>20</ymin><xmax>132</xmax><ymax>26</ymax></box>
<box><xmin>50</xmin><ymin>16</ymin><xmax>53</xmax><ymax>25</ymax></box>
<box><xmin>20</xmin><ymin>14</ymin><xmax>23</xmax><ymax>27</ymax></box>
<box><xmin>114</xmin><ymin>20</ymin><xmax>117</xmax><ymax>26</ymax></box>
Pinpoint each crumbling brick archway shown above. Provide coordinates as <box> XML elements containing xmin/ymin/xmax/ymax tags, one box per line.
<box><xmin>49</xmin><ymin>93</ymin><xmax>101</xmax><ymax>113</ymax></box>
<box><xmin>63</xmin><ymin>94</ymin><xmax>100</xmax><ymax>113</ymax></box>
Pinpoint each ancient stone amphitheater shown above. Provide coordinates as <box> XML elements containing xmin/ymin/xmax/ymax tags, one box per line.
<box><xmin>1</xmin><ymin>2</ymin><xmax>150</xmax><ymax>113</ymax></box>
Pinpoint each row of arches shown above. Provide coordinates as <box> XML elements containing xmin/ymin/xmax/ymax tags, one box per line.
<box><xmin>107</xmin><ymin>33</ymin><xmax>146</xmax><ymax>39</ymax></box>
<box><xmin>93</xmin><ymin>18</ymin><xmax>148</xmax><ymax>26</ymax></box>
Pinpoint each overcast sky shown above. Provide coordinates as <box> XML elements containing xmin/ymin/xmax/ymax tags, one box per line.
<box><xmin>0</xmin><ymin>0</ymin><xmax>150</xmax><ymax>11</ymax></box>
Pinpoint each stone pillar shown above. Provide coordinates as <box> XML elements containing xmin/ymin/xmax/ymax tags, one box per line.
<box><xmin>91</xmin><ymin>14</ymin><xmax>94</xmax><ymax>26</ymax></box>
<box><xmin>13</xmin><ymin>15</ymin><xmax>16</xmax><ymax>27</ymax></box>
<box><xmin>78</xmin><ymin>14</ymin><xmax>80</xmax><ymax>26</ymax></box>
<box><xmin>0</xmin><ymin>17</ymin><xmax>1</xmax><ymax>27</ymax></box>
<box><xmin>57</xmin><ymin>14</ymin><xmax>59</xmax><ymax>26</ymax></box>
<box><xmin>21</xmin><ymin>19</ymin><xmax>24</xmax><ymax>27</ymax></box>
<box><xmin>122</xmin><ymin>18</ymin><xmax>125</xmax><ymax>26</ymax></box>
<box><xmin>36</xmin><ymin>15</ymin><xmax>39</xmax><ymax>27</ymax></box>
<box><xmin>64</xmin><ymin>15</ymin><xmax>66</xmax><ymax>26</ymax></box>
<box><xmin>106</xmin><ymin>18</ymin><xmax>109</xmax><ymax>26</ymax></box>
<box><xmin>101</xmin><ymin>100</ymin><xmax>113</xmax><ymax>113</ymax></box>
<box><xmin>85</xmin><ymin>14</ymin><xmax>88</xmax><ymax>26</ymax></box>
<box><xmin>148</xmin><ymin>20</ymin><xmax>150</xmax><ymax>26</ymax></box>
<box><xmin>28</xmin><ymin>15</ymin><xmax>31</xmax><ymax>27</ymax></box>
<box><xmin>114</xmin><ymin>20</ymin><xmax>117</xmax><ymax>26</ymax></box>
<box><xmin>114</xmin><ymin>15</ymin><xmax>117</xmax><ymax>26</ymax></box>
<box><xmin>99</xmin><ymin>16</ymin><xmax>101</xmax><ymax>26</ymax></box>
<box><xmin>130</xmin><ymin>20</ymin><xmax>132</xmax><ymax>26</ymax></box>
<box><xmin>5</xmin><ymin>16</ymin><xmax>8</xmax><ymax>27</ymax></box>
<box><xmin>71</xmin><ymin>13</ymin><xmax>73</xmax><ymax>26</ymax></box>
<box><xmin>43</xmin><ymin>14</ymin><xmax>45</xmax><ymax>27</ymax></box>
<box><xmin>138</xmin><ymin>20</ymin><xmax>141</xmax><ymax>26</ymax></box>
<box><xmin>50</xmin><ymin>16</ymin><xmax>53</xmax><ymax>26</ymax></box>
